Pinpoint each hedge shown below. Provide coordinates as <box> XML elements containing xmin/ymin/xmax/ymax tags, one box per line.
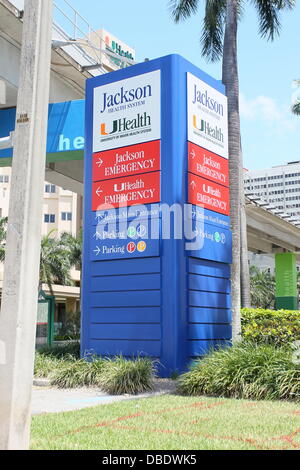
<box><xmin>178</xmin><ymin>342</ymin><xmax>300</xmax><ymax>400</ymax></box>
<box><xmin>241</xmin><ymin>308</ymin><xmax>300</xmax><ymax>346</ymax></box>
<box><xmin>35</xmin><ymin>349</ymin><xmax>156</xmax><ymax>394</ymax></box>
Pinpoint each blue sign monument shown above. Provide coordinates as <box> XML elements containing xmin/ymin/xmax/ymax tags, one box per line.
<box><xmin>82</xmin><ymin>54</ymin><xmax>232</xmax><ymax>376</ymax></box>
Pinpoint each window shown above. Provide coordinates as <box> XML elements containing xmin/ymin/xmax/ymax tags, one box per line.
<box><xmin>44</xmin><ymin>214</ymin><xmax>55</xmax><ymax>223</ymax></box>
<box><xmin>61</xmin><ymin>212</ymin><xmax>72</xmax><ymax>221</ymax></box>
<box><xmin>45</xmin><ymin>184</ymin><xmax>56</xmax><ymax>193</ymax></box>
<box><xmin>0</xmin><ymin>175</ymin><xmax>9</xmax><ymax>183</ymax></box>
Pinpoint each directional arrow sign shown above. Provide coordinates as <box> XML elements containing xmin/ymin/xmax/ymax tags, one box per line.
<box><xmin>92</xmin><ymin>140</ymin><xmax>160</xmax><ymax>182</ymax></box>
<box><xmin>90</xmin><ymin>237</ymin><xmax>160</xmax><ymax>261</ymax></box>
<box><xmin>190</xmin><ymin>180</ymin><xmax>196</xmax><ymax>190</ymax></box>
<box><xmin>93</xmin><ymin>246</ymin><xmax>101</xmax><ymax>256</ymax></box>
<box><xmin>92</xmin><ymin>171</ymin><xmax>161</xmax><ymax>211</ymax></box>
<box><xmin>96</xmin><ymin>187</ymin><xmax>103</xmax><ymax>197</ymax></box>
<box><xmin>188</xmin><ymin>173</ymin><xmax>230</xmax><ymax>216</ymax></box>
<box><xmin>188</xmin><ymin>142</ymin><xmax>229</xmax><ymax>188</ymax></box>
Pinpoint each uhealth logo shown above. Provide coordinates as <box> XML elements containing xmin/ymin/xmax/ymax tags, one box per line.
<box><xmin>193</xmin><ymin>115</ymin><xmax>224</xmax><ymax>144</ymax></box>
<box><xmin>100</xmin><ymin>112</ymin><xmax>151</xmax><ymax>136</ymax></box>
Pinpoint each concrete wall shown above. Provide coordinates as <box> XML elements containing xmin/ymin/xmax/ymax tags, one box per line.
<box><xmin>0</xmin><ymin>32</ymin><xmax>83</xmax><ymax>108</ymax></box>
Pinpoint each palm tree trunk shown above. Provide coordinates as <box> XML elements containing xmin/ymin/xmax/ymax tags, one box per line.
<box><xmin>222</xmin><ymin>0</ymin><xmax>242</xmax><ymax>341</ymax></box>
<box><xmin>47</xmin><ymin>277</ymin><xmax>54</xmax><ymax>297</ymax></box>
<box><xmin>240</xmin><ymin>176</ymin><xmax>251</xmax><ymax>308</ymax></box>
<box><xmin>239</xmin><ymin>139</ymin><xmax>251</xmax><ymax>307</ymax></box>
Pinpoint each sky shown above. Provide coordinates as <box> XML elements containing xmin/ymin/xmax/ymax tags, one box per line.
<box><xmin>56</xmin><ymin>0</ymin><xmax>300</xmax><ymax>171</ymax></box>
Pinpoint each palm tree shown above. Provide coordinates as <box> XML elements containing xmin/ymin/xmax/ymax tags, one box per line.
<box><xmin>239</xmin><ymin>140</ymin><xmax>251</xmax><ymax>307</ymax></box>
<box><xmin>39</xmin><ymin>231</ymin><xmax>73</xmax><ymax>296</ymax></box>
<box><xmin>60</xmin><ymin>230</ymin><xmax>82</xmax><ymax>271</ymax></box>
<box><xmin>0</xmin><ymin>217</ymin><xmax>8</xmax><ymax>262</ymax></box>
<box><xmin>0</xmin><ymin>223</ymin><xmax>75</xmax><ymax>295</ymax></box>
<box><xmin>250</xmin><ymin>265</ymin><xmax>275</xmax><ymax>308</ymax></box>
<box><xmin>170</xmin><ymin>0</ymin><xmax>295</xmax><ymax>340</ymax></box>
<box><xmin>291</xmin><ymin>79</ymin><xmax>300</xmax><ymax>115</ymax></box>
<box><xmin>57</xmin><ymin>231</ymin><xmax>82</xmax><ymax>337</ymax></box>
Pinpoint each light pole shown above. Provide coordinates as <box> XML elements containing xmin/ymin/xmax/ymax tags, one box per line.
<box><xmin>0</xmin><ymin>0</ymin><xmax>53</xmax><ymax>450</ymax></box>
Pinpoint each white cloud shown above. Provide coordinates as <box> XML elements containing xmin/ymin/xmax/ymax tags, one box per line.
<box><xmin>239</xmin><ymin>93</ymin><xmax>296</xmax><ymax>134</ymax></box>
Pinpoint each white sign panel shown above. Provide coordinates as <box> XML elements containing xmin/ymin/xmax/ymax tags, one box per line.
<box><xmin>93</xmin><ymin>70</ymin><xmax>161</xmax><ymax>153</ymax></box>
<box><xmin>187</xmin><ymin>72</ymin><xmax>228</xmax><ymax>159</ymax></box>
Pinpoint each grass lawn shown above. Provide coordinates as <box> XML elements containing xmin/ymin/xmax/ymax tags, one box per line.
<box><xmin>30</xmin><ymin>394</ymin><xmax>300</xmax><ymax>450</ymax></box>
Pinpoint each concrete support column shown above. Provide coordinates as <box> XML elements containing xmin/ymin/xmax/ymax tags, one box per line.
<box><xmin>0</xmin><ymin>0</ymin><xmax>53</xmax><ymax>450</ymax></box>
<box><xmin>66</xmin><ymin>297</ymin><xmax>77</xmax><ymax>315</ymax></box>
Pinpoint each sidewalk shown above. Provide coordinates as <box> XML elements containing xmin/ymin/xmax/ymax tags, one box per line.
<box><xmin>31</xmin><ymin>379</ymin><xmax>177</xmax><ymax>415</ymax></box>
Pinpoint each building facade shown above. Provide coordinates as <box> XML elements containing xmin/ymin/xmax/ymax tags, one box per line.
<box><xmin>244</xmin><ymin>161</ymin><xmax>300</xmax><ymax>222</ymax></box>
<box><xmin>0</xmin><ymin>167</ymin><xmax>82</xmax><ymax>236</ymax></box>
<box><xmin>245</xmin><ymin>162</ymin><xmax>300</xmax><ymax>279</ymax></box>
<box><xmin>0</xmin><ymin>167</ymin><xmax>82</xmax><ymax>339</ymax></box>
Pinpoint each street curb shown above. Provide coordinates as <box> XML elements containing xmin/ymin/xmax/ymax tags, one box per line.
<box><xmin>33</xmin><ymin>378</ymin><xmax>51</xmax><ymax>387</ymax></box>
<box><xmin>32</xmin><ymin>378</ymin><xmax>177</xmax><ymax>393</ymax></box>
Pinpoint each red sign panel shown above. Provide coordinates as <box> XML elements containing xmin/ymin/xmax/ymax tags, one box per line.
<box><xmin>188</xmin><ymin>142</ymin><xmax>229</xmax><ymax>188</ymax></box>
<box><xmin>92</xmin><ymin>140</ymin><xmax>160</xmax><ymax>181</ymax></box>
<box><xmin>188</xmin><ymin>173</ymin><xmax>230</xmax><ymax>216</ymax></box>
<box><xmin>92</xmin><ymin>171</ymin><xmax>161</xmax><ymax>210</ymax></box>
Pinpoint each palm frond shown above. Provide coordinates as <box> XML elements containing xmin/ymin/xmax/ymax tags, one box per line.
<box><xmin>292</xmin><ymin>101</ymin><xmax>300</xmax><ymax>116</ymax></box>
<box><xmin>273</xmin><ymin>0</ymin><xmax>295</xmax><ymax>8</ymax></box>
<box><xmin>249</xmin><ymin>266</ymin><xmax>275</xmax><ymax>309</ymax></box>
<box><xmin>252</xmin><ymin>0</ymin><xmax>292</xmax><ymax>40</ymax></box>
<box><xmin>201</xmin><ymin>0</ymin><xmax>227</xmax><ymax>62</ymax></box>
<box><xmin>59</xmin><ymin>231</ymin><xmax>82</xmax><ymax>269</ymax></box>
<box><xmin>40</xmin><ymin>232</ymin><xmax>74</xmax><ymax>292</ymax></box>
<box><xmin>0</xmin><ymin>217</ymin><xmax>8</xmax><ymax>261</ymax></box>
<box><xmin>169</xmin><ymin>0</ymin><xmax>199</xmax><ymax>22</ymax></box>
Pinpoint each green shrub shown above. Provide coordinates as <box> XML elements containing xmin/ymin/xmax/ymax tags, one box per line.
<box><xmin>38</xmin><ymin>341</ymin><xmax>80</xmax><ymax>359</ymax></box>
<box><xmin>50</xmin><ymin>357</ymin><xmax>106</xmax><ymax>388</ymax></box>
<box><xmin>177</xmin><ymin>342</ymin><xmax>300</xmax><ymax>401</ymax></box>
<box><xmin>96</xmin><ymin>356</ymin><xmax>156</xmax><ymax>395</ymax></box>
<box><xmin>34</xmin><ymin>343</ymin><xmax>81</xmax><ymax>379</ymax></box>
<box><xmin>48</xmin><ymin>355</ymin><xmax>156</xmax><ymax>394</ymax></box>
<box><xmin>34</xmin><ymin>352</ymin><xmax>62</xmax><ymax>378</ymax></box>
<box><xmin>241</xmin><ymin>308</ymin><xmax>300</xmax><ymax>346</ymax></box>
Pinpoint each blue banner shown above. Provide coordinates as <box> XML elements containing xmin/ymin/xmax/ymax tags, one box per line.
<box><xmin>0</xmin><ymin>100</ymin><xmax>85</xmax><ymax>159</ymax></box>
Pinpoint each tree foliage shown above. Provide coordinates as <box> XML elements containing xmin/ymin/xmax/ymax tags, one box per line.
<box><xmin>0</xmin><ymin>217</ymin><xmax>8</xmax><ymax>262</ymax></box>
<box><xmin>169</xmin><ymin>0</ymin><xmax>295</xmax><ymax>62</ymax></box>
<box><xmin>39</xmin><ymin>231</ymin><xmax>73</xmax><ymax>295</ymax></box>
<box><xmin>0</xmin><ymin>222</ymin><xmax>82</xmax><ymax>296</ymax></box>
<box><xmin>59</xmin><ymin>230</ymin><xmax>82</xmax><ymax>271</ymax></box>
<box><xmin>169</xmin><ymin>0</ymin><xmax>295</xmax><ymax>339</ymax></box>
<box><xmin>249</xmin><ymin>265</ymin><xmax>275</xmax><ymax>309</ymax></box>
